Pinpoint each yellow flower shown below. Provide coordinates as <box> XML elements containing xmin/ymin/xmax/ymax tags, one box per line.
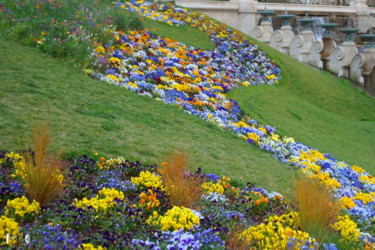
<box><xmin>74</xmin><ymin>188</ymin><xmax>125</xmax><ymax>212</ymax></box>
<box><xmin>82</xmin><ymin>243</ymin><xmax>107</xmax><ymax>250</ymax></box>
<box><xmin>95</xmin><ymin>46</ymin><xmax>105</xmax><ymax>54</ymax></box>
<box><xmin>339</xmin><ymin>196</ymin><xmax>356</xmax><ymax>209</ymax></box>
<box><xmin>131</xmin><ymin>171</ymin><xmax>164</xmax><ymax>190</ymax></box>
<box><xmin>359</xmin><ymin>175</ymin><xmax>375</xmax><ymax>185</ymax></box>
<box><xmin>242</xmin><ymin>211</ymin><xmax>314</xmax><ymax>249</ymax></box>
<box><xmin>299</xmin><ymin>149</ymin><xmax>325</xmax><ymax>163</ymax></box>
<box><xmin>353</xmin><ymin>192</ymin><xmax>374</xmax><ymax>204</ymax></box>
<box><xmin>351</xmin><ymin>165</ymin><xmax>365</xmax><ymax>174</ymax></box>
<box><xmin>5</xmin><ymin>196</ymin><xmax>40</xmax><ymax>220</ymax></box>
<box><xmin>107</xmin><ymin>75</ymin><xmax>119</xmax><ymax>82</ymax></box>
<box><xmin>0</xmin><ymin>216</ymin><xmax>22</xmax><ymax>246</ymax></box>
<box><xmin>148</xmin><ymin>206</ymin><xmax>200</xmax><ymax>231</ymax></box>
<box><xmin>109</xmin><ymin>57</ymin><xmax>121</xmax><ymax>64</ymax></box>
<box><xmin>331</xmin><ymin>215</ymin><xmax>360</xmax><ymax>241</ymax></box>
<box><xmin>202</xmin><ymin>182</ymin><xmax>224</xmax><ymax>194</ymax></box>
<box><xmin>245</xmin><ymin>132</ymin><xmax>260</xmax><ymax>143</ymax></box>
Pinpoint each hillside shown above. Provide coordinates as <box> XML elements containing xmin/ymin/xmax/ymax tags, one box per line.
<box><xmin>0</xmin><ymin>38</ymin><xmax>294</xmax><ymax>194</ymax></box>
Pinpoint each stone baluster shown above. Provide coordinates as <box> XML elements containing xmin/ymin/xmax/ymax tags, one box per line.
<box><xmin>270</xmin><ymin>10</ymin><xmax>295</xmax><ymax>54</ymax></box>
<box><xmin>351</xmin><ymin>29</ymin><xmax>375</xmax><ymax>89</ymax></box>
<box><xmin>289</xmin><ymin>14</ymin><xmax>316</xmax><ymax>63</ymax></box>
<box><xmin>250</xmin><ymin>7</ymin><xmax>275</xmax><ymax>44</ymax></box>
<box><xmin>327</xmin><ymin>22</ymin><xmax>359</xmax><ymax>78</ymax></box>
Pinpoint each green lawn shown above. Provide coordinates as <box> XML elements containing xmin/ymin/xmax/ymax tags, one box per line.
<box><xmin>144</xmin><ymin>18</ymin><xmax>214</xmax><ymax>50</ymax></box>
<box><xmin>229</xmin><ymin>39</ymin><xmax>375</xmax><ymax>175</ymax></box>
<box><xmin>0</xmin><ymin>38</ymin><xmax>296</xmax><ymax>196</ymax></box>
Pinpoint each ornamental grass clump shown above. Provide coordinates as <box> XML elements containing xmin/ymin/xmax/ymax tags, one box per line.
<box><xmin>21</xmin><ymin>124</ymin><xmax>64</xmax><ymax>207</ymax></box>
<box><xmin>225</xmin><ymin>225</ymin><xmax>251</xmax><ymax>250</ymax></box>
<box><xmin>159</xmin><ymin>152</ymin><xmax>203</xmax><ymax>208</ymax></box>
<box><xmin>293</xmin><ymin>175</ymin><xmax>341</xmax><ymax>243</ymax></box>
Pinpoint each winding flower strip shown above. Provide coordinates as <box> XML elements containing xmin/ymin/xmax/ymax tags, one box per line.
<box><xmin>92</xmin><ymin>0</ymin><xmax>374</xmax><ymax>231</ymax></box>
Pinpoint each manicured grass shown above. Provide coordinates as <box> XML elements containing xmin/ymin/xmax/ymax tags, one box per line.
<box><xmin>143</xmin><ymin>18</ymin><xmax>214</xmax><ymax>50</ymax></box>
<box><xmin>0</xmin><ymin>39</ymin><xmax>295</xmax><ymax>195</ymax></box>
<box><xmin>229</xmin><ymin>39</ymin><xmax>375</xmax><ymax>175</ymax></box>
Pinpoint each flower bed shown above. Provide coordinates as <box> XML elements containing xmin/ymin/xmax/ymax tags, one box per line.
<box><xmin>91</xmin><ymin>0</ymin><xmax>375</xmax><ymax>239</ymax></box>
<box><xmin>1</xmin><ymin>151</ymin><xmax>365</xmax><ymax>249</ymax></box>
<box><xmin>0</xmin><ymin>0</ymin><xmax>374</xmax><ymax>248</ymax></box>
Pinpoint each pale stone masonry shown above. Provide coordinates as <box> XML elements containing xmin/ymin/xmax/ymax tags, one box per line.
<box><xmin>176</xmin><ymin>0</ymin><xmax>375</xmax><ymax>34</ymax></box>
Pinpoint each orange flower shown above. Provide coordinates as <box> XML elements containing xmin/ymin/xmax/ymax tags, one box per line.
<box><xmin>255</xmin><ymin>200</ymin><xmax>261</xmax><ymax>205</ymax></box>
<box><xmin>100</xmin><ymin>157</ymin><xmax>105</xmax><ymax>162</ymax></box>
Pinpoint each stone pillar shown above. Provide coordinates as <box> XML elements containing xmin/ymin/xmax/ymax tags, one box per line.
<box><xmin>351</xmin><ymin>0</ymin><xmax>370</xmax><ymax>33</ymax></box>
<box><xmin>238</xmin><ymin>0</ymin><xmax>257</xmax><ymax>36</ymax></box>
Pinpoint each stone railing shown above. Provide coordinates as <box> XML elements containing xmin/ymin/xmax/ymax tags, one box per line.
<box><xmin>176</xmin><ymin>0</ymin><xmax>375</xmax><ymax>33</ymax></box>
<box><xmin>176</xmin><ymin>0</ymin><xmax>375</xmax><ymax>90</ymax></box>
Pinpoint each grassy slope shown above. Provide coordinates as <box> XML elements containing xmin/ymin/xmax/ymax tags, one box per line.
<box><xmin>0</xmin><ymin>38</ymin><xmax>296</xmax><ymax>195</ymax></box>
<box><xmin>229</xmin><ymin>39</ymin><xmax>375</xmax><ymax>175</ymax></box>
<box><xmin>143</xmin><ymin>18</ymin><xmax>215</xmax><ymax>50</ymax></box>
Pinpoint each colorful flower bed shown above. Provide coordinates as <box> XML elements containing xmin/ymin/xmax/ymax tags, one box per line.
<box><xmin>2</xmin><ymin>151</ymin><xmax>371</xmax><ymax>249</ymax></box>
<box><xmin>1</xmin><ymin>0</ymin><xmax>375</xmax><ymax>248</ymax></box>
<box><xmin>90</xmin><ymin>0</ymin><xmax>375</xmax><ymax>240</ymax></box>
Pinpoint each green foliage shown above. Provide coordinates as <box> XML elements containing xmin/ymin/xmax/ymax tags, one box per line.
<box><xmin>0</xmin><ymin>0</ymin><xmax>143</xmax><ymax>66</ymax></box>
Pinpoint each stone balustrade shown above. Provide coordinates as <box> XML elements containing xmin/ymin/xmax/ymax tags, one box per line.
<box><xmin>176</xmin><ymin>0</ymin><xmax>375</xmax><ymax>90</ymax></box>
<box><xmin>176</xmin><ymin>0</ymin><xmax>375</xmax><ymax>33</ymax></box>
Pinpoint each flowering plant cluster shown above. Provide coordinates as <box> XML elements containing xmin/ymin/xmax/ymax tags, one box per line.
<box><xmin>2</xmin><ymin>152</ymin><xmax>347</xmax><ymax>249</ymax></box>
<box><xmin>146</xmin><ymin>206</ymin><xmax>201</xmax><ymax>231</ymax></box>
<box><xmin>73</xmin><ymin>188</ymin><xmax>125</xmax><ymax>212</ymax></box>
<box><xmin>4</xmin><ymin>196</ymin><xmax>40</xmax><ymax>222</ymax></box>
<box><xmin>0</xmin><ymin>215</ymin><xmax>22</xmax><ymax>247</ymax></box>
<box><xmin>131</xmin><ymin>170</ymin><xmax>165</xmax><ymax>190</ymax></box>
<box><xmin>242</xmin><ymin>211</ymin><xmax>318</xmax><ymax>249</ymax></box>
<box><xmin>87</xmin><ymin>1</ymin><xmax>375</xmax><ymax>240</ymax></box>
